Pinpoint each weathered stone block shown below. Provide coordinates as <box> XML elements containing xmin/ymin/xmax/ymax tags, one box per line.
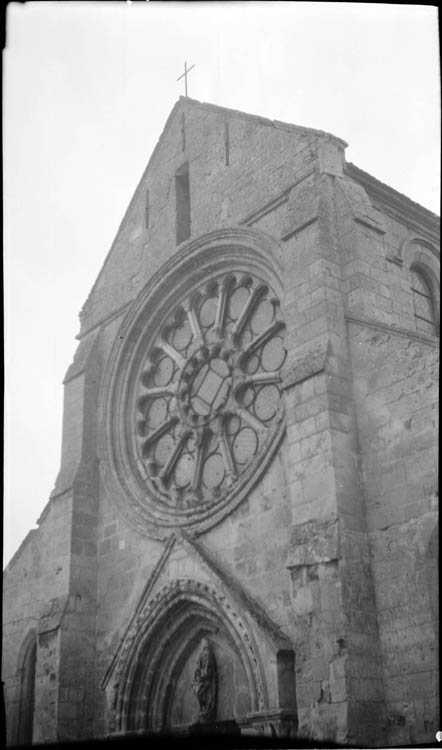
<box><xmin>286</xmin><ymin>519</ymin><xmax>339</xmax><ymax>568</ymax></box>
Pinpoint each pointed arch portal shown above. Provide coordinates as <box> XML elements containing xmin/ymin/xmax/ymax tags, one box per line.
<box><xmin>108</xmin><ymin>579</ymin><xmax>296</xmax><ymax>736</ymax></box>
<box><xmin>113</xmin><ymin>580</ymin><xmax>266</xmax><ymax>734</ymax></box>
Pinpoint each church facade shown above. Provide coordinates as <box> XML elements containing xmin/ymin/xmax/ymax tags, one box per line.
<box><xmin>3</xmin><ymin>98</ymin><xmax>439</xmax><ymax>746</ymax></box>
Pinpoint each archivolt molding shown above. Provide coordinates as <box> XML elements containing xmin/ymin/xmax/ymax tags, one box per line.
<box><xmin>402</xmin><ymin>236</ymin><xmax>440</xmax><ymax>331</ymax></box>
<box><xmin>98</xmin><ymin>228</ymin><xmax>287</xmax><ymax>538</ymax></box>
<box><xmin>396</xmin><ymin>234</ymin><xmax>440</xmax><ymax>270</ymax></box>
<box><xmin>106</xmin><ymin>578</ymin><xmax>267</xmax><ymax>733</ymax></box>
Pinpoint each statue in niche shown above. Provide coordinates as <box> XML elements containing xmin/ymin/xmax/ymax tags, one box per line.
<box><xmin>191</xmin><ymin>638</ymin><xmax>217</xmax><ymax>722</ymax></box>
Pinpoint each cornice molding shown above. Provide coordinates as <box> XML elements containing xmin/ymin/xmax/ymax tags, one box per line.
<box><xmin>344</xmin><ymin>163</ymin><xmax>440</xmax><ymax>243</ymax></box>
<box><xmin>239</xmin><ymin>169</ymin><xmax>316</xmax><ymax>229</ymax></box>
<box><xmin>345</xmin><ymin>313</ymin><xmax>439</xmax><ymax>347</ymax></box>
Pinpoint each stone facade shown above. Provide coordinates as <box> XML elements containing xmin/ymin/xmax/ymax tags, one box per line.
<box><xmin>3</xmin><ymin>98</ymin><xmax>439</xmax><ymax>746</ymax></box>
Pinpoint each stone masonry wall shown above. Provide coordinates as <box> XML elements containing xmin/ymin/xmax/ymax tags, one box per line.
<box><xmin>349</xmin><ymin>324</ymin><xmax>439</xmax><ymax>746</ymax></box>
<box><xmin>278</xmin><ymin>170</ymin><xmax>387</xmax><ymax>746</ymax></box>
<box><xmin>3</xmin><ymin>329</ymin><xmax>101</xmax><ymax>743</ymax></box>
<box><xmin>79</xmin><ymin>99</ymin><xmax>330</xmax><ymax>338</ymax></box>
<box><xmin>336</xmin><ymin>167</ymin><xmax>439</xmax><ymax>746</ymax></box>
<box><xmin>2</xmin><ymin>494</ymin><xmax>72</xmax><ymax>744</ymax></box>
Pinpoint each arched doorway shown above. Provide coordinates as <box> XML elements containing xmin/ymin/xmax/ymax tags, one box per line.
<box><xmin>112</xmin><ymin>580</ymin><xmax>266</xmax><ymax>734</ymax></box>
<box><xmin>128</xmin><ymin>606</ymin><xmax>253</xmax><ymax>732</ymax></box>
<box><xmin>17</xmin><ymin>634</ymin><xmax>37</xmax><ymax>745</ymax></box>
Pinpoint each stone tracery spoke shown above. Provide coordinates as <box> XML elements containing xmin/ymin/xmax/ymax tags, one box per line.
<box><xmin>186</xmin><ymin>305</ymin><xmax>204</xmax><ymax>343</ymax></box>
<box><xmin>159</xmin><ymin>429</ymin><xmax>191</xmax><ymax>484</ymax></box>
<box><xmin>159</xmin><ymin>340</ymin><xmax>186</xmax><ymax>367</ymax></box>
<box><xmin>192</xmin><ymin>438</ymin><xmax>205</xmax><ymax>492</ymax></box>
<box><xmin>213</xmin><ymin>276</ymin><xmax>233</xmax><ymax>337</ymax></box>
<box><xmin>232</xmin><ymin>284</ymin><xmax>268</xmax><ymax>341</ymax></box>
<box><xmin>240</xmin><ymin>320</ymin><xmax>284</xmax><ymax>358</ymax></box>
<box><xmin>141</xmin><ymin>418</ymin><xmax>178</xmax><ymax>455</ymax></box>
<box><xmin>236</xmin><ymin>406</ymin><xmax>266</xmax><ymax>433</ymax></box>
<box><xmin>218</xmin><ymin>421</ymin><xmax>237</xmax><ymax>482</ymax></box>
<box><xmin>240</xmin><ymin>371</ymin><xmax>281</xmax><ymax>387</ymax></box>
<box><xmin>141</xmin><ymin>385</ymin><xmax>176</xmax><ymax>399</ymax></box>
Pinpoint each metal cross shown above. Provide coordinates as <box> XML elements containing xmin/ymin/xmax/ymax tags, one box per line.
<box><xmin>177</xmin><ymin>61</ymin><xmax>195</xmax><ymax>97</ymax></box>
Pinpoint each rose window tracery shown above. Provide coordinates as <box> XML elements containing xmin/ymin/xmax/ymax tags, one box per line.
<box><xmin>133</xmin><ymin>272</ymin><xmax>286</xmax><ymax>513</ymax></box>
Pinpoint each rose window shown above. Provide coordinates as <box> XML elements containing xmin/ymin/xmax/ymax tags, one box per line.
<box><xmin>134</xmin><ymin>272</ymin><xmax>286</xmax><ymax>511</ymax></box>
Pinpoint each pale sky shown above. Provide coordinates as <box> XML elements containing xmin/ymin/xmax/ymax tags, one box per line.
<box><xmin>3</xmin><ymin>2</ymin><xmax>440</xmax><ymax>567</ymax></box>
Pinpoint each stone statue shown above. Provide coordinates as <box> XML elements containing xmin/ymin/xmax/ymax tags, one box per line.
<box><xmin>191</xmin><ymin>638</ymin><xmax>217</xmax><ymax>722</ymax></box>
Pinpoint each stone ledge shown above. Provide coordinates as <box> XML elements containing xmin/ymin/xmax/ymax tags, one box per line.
<box><xmin>63</xmin><ymin>331</ymin><xmax>99</xmax><ymax>383</ymax></box>
<box><xmin>281</xmin><ymin>214</ymin><xmax>318</xmax><ymax>241</ymax></box>
<box><xmin>240</xmin><ymin>190</ymin><xmax>290</xmax><ymax>227</ymax></box>
<box><xmin>281</xmin><ymin>175</ymin><xmax>320</xmax><ymax>242</ymax></box>
<box><xmin>345</xmin><ymin>314</ymin><xmax>439</xmax><ymax>347</ymax></box>
<box><xmin>239</xmin><ymin>709</ymin><xmax>298</xmax><ymax>737</ymax></box>
<box><xmin>282</xmin><ymin>342</ymin><xmax>330</xmax><ymax>390</ymax></box>
<box><xmin>354</xmin><ymin>215</ymin><xmax>386</xmax><ymax>235</ymax></box>
<box><xmin>77</xmin><ymin>301</ymin><xmax>131</xmax><ymax>341</ymax></box>
<box><xmin>386</xmin><ymin>253</ymin><xmax>403</xmax><ymax>267</ymax></box>
<box><xmin>38</xmin><ymin>595</ymin><xmax>70</xmax><ymax>634</ymax></box>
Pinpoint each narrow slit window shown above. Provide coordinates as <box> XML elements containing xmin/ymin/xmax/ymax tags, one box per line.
<box><xmin>181</xmin><ymin>113</ymin><xmax>186</xmax><ymax>152</ymax></box>
<box><xmin>175</xmin><ymin>163</ymin><xmax>190</xmax><ymax>244</ymax></box>
<box><xmin>411</xmin><ymin>268</ymin><xmax>436</xmax><ymax>334</ymax></box>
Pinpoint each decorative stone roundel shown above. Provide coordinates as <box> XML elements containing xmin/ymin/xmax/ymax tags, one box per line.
<box><xmin>135</xmin><ymin>272</ymin><xmax>286</xmax><ymax>514</ymax></box>
<box><xmin>100</xmin><ymin>236</ymin><xmax>286</xmax><ymax>536</ymax></box>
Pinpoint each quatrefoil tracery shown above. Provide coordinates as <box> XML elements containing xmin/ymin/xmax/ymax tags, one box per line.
<box><xmin>135</xmin><ymin>273</ymin><xmax>286</xmax><ymax>510</ymax></box>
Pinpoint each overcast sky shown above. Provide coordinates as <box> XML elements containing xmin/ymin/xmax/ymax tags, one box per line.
<box><xmin>3</xmin><ymin>2</ymin><xmax>440</xmax><ymax>567</ymax></box>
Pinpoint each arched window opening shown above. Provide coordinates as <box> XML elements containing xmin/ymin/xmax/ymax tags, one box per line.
<box><xmin>276</xmin><ymin>650</ymin><xmax>296</xmax><ymax>710</ymax></box>
<box><xmin>175</xmin><ymin>162</ymin><xmax>190</xmax><ymax>244</ymax></box>
<box><xmin>411</xmin><ymin>267</ymin><xmax>437</xmax><ymax>335</ymax></box>
<box><xmin>17</xmin><ymin>639</ymin><xmax>36</xmax><ymax>745</ymax></box>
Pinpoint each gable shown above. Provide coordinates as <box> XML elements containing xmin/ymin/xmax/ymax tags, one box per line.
<box><xmin>77</xmin><ymin>98</ymin><xmax>336</xmax><ymax>340</ymax></box>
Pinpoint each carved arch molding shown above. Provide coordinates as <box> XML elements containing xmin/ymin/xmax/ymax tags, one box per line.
<box><xmin>106</xmin><ymin>579</ymin><xmax>297</xmax><ymax>736</ymax></box>
<box><xmin>99</xmin><ymin>228</ymin><xmax>287</xmax><ymax>537</ymax></box>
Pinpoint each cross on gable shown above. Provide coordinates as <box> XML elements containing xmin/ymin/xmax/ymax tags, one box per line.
<box><xmin>177</xmin><ymin>61</ymin><xmax>195</xmax><ymax>97</ymax></box>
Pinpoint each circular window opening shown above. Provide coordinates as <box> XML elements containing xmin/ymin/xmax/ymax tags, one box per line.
<box><xmin>103</xmin><ymin>260</ymin><xmax>287</xmax><ymax>534</ymax></box>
